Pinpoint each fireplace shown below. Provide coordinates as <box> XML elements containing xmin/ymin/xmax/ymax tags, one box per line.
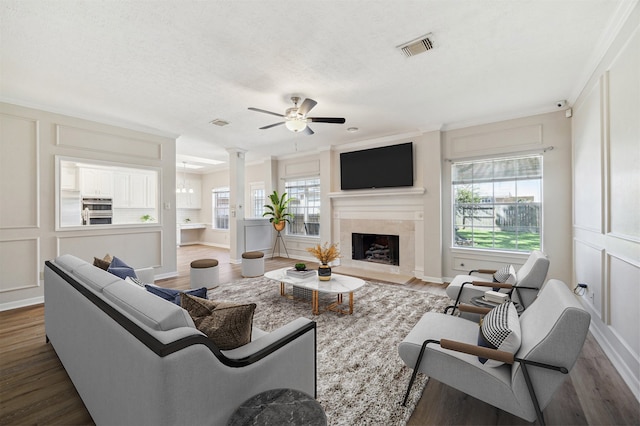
<box><xmin>352</xmin><ymin>233</ymin><xmax>399</xmax><ymax>266</ymax></box>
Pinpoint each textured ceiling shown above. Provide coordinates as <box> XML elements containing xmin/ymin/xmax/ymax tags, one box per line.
<box><xmin>1</xmin><ymin>0</ymin><xmax>634</xmax><ymax>170</ymax></box>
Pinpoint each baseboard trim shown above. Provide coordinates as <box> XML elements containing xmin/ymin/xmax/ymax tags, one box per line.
<box><xmin>580</xmin><ymin>300</ymin><xmax>640</xmax><ymax>403</ymax></box>
<box><xmin>0</xmin><ymin>296</ymin><xmax>44</xmax><ymax>312</ymax></box>
<box><xmin>421</xmin><ymin>275</ymin><xmax>444</xmax><ymax>284</ymax></box>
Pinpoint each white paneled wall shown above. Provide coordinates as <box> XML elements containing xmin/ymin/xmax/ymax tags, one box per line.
<box><xmin>0</xmin><ymin>102</ymin><xmax>177</xmax><ymax>310</ymax></box>
<box><xmin>571</xmin><ymin>4</ymin><xmax>639</xmax><ymax>400</ymax></box>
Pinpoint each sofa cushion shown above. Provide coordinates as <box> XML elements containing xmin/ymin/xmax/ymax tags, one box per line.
<box><xmin>477</xmin><ymin>301</ymin><xmax>521</xmax><ymax>367</ymax></box>
<box><xmin>55</xmin><ymin>254</ymin><xmax>93</xmax><ymax>273</ymax></box>
<box><xmin>71</xmin><ymin>263</ymin><xmax>122</xmax><ymax>293</ymax></box>
<box><xmin>107</xmin><ymin>256</ymin><xmax>138</xmax><ymax>280</ymax></box>
<box><xmin>145</xmin><ymin>285</ymin><xmax>207</xmax><ymax>305</ymax></box>
<box><xmin>103</xmin><ymin>281</ymin><xmax>195</xmax><ymax>331</ymax></box>
<box><xmin>181</xmin><ymin>293</ymin><xmax>256</xmax><ymax>350</ymax></box>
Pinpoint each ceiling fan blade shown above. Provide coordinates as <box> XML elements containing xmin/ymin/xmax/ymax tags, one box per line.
<box><xmin>308</xmin><ymin>117</ymin><xmax>346</xmax><ymax>124</ymax></box>
<box><xmin>259</xmin><ymin>122</ymin><xmax>285</xmax><ymax>130</ymax></box>
<box><xmin>303</xmin><ymin>126</ymin><xmax>315</xmax><ymax>135</ymax></box>
<box><xmin>248</xmin><ymin>107</ymin><xmax>284</xmax><ymax>118</ymax></box>
<box><xmin>298</xmin><ymin>98</ymin><xmax>317</xmax><ymax>115</ymax></box>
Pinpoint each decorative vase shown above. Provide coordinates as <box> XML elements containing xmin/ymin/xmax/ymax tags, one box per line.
<box><xmin>318</xmin><ymin>264</ymin><xmax>332</xmax><ymax>281</ymax></box>
<box><xmin>273</xmin><ymin>221</ymin><xmax>286</xmax><ymax>232</ymax></box>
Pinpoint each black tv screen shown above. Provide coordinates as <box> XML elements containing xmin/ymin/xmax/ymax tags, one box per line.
<box><xmin>340</xmin><ymin>142</ymin><xmax>414</xmax><ymax>190</ymax></box>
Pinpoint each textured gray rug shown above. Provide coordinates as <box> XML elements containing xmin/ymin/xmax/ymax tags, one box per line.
<box><xmin>208</xmin><ymin>276</ymin><xmax>449</xmax><ymax>426</ymax></box>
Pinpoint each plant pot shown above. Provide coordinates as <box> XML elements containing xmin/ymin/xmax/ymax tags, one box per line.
<box><xmin>318</xmin><ymin>264</ymin><xmax>331</xmax><ymax>281</ymax></box>
<box><xmin>273</xmin><ymin>221</ymin><xmax>286</xmax><ymax>232</ymax></box>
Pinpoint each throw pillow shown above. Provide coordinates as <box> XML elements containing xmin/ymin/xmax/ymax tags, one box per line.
<box><xmin>477</xmin><ymin>301</ymin><xmax>521</xmax><ymax>367</ymax></box>
<box><xmin>181</xmin><ymin>293</ymin><xmax>256</xmax><ymax>350</ymax></box>
<box><xmin>145</xmin><ymin>284</ymin><xmax>207</xmax><ymax>305</ymax></box>
<box><xmin>93</xmin><ymin>257</ymin><xmax>111</xmax><ymax>271</ymax></box>
<box><xmin>493</xmin><ymin>264</ymin><xmax>517</xmax><ymax>285</ymax></box>
<box><xmin>103</xmin><ymin>253</ymin><xmax>113</xmax><ymax>263</ymax></box>
<box><xmin>107</xmin><ymin>256</ymin><xmax>138</xmax><ymax>280</ymax></box>
<box><xmin>125</xmin><ymin>276</ymin><xmax>146</xmax><ymax>289</ymax></box>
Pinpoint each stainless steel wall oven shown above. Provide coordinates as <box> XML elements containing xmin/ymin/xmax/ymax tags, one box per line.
<box><xmin>82</xmin><ymin>198</ymin><xmax>113</xmax><ymax>225</ymax></box>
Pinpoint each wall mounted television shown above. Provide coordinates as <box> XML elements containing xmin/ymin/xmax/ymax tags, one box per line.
<box><xmin>340</xmin><ymin>142</ymin><xmax>414</xmax><ymax>190</ymax></box>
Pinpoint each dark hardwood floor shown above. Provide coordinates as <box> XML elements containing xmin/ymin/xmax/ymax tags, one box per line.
<box><xmin>0</xmin><ymin>245</ymin><xmax>638</xmax><ymax>425</ymax></box>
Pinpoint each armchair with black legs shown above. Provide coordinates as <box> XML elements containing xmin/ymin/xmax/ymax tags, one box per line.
<box><xmin>444</xmin><ymin>250</ymin><xmax>550</xmax><ymax>315</ymax></box>
<box><xmin>399</xmin><ymin>279</ymin><xmax>590</xmax><ymax>425</ymax></box>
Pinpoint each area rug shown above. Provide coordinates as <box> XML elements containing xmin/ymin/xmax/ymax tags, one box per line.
<box><xmin>207</xmin><ymin>277</ymin><xmax>449</xmax><ymax>426</ymax></box>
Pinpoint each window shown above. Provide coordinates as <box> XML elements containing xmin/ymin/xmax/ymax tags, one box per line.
<box><xmin>452</xmin><ymin>155</ymin><xmax>542</xmax><ymax>252</ymax></box>
<box><xmin>249</xmin><ymin>183</ymin><xmax>265</xmax><ymax>218</ymax></box>
<box><xmin>285</xmin><ymin>177</ymin><xmax>320</xmax><ymax>236</ymax></box>
<box><xmin>212</xmin><ymin>188</ymin><xmax>230</xmax><ymax>229</ymax></box>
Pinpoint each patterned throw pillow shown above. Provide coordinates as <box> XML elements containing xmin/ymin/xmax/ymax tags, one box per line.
<box><xmin>493</xmin><ymin>264</ymin><xmax>517</xmax><ymax>285</ymax></box>
<box><xmin>93</xmin><ymin>257</ymin><xmax>111</xmax><ymax>271</ymax></box>
<box><xmin>477</xmin><ymin>301</ymin><xmax>521</xmax><ymax>367</ymax></box>
<box><xmin>125</xmin><ymin>276</ymin><xmax>146</xmax><ymax>289</ymax></box>
<box><xmin>181</xmin><ymin>293</ymin><xmax>256</xmax><ymax>350</ymax></box>
<box><xmin>107</xmin><ymin>256</ymin><xmax>138</xmax><ymax>280</ymax></box>
<box><xmin>145</xmin><ymin>285</ymin><xmax>207</xmax><ymax>305</ymax></box>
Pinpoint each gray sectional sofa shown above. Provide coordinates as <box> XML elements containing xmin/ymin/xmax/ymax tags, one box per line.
<box><xmin>44</xmin><ymin>254</ymin><xmax>317</xmax><ymax>426</ymax></box>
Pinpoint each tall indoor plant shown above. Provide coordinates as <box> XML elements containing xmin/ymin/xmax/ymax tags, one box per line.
<box><xmin>263</xmin><ymin>190</ymin><xmax>293</xmax><ymax>231</ymax></box>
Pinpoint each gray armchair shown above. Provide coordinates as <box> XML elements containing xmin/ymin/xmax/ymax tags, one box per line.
<box><xmin>399</xmin><ymin>279</ymin><xmax>590</xmax><ymax>425</ymax></box>
<box><xmin>445</xmin><ymin>250</ymin><xmax>550</xmax><ymax>314</ymax></box>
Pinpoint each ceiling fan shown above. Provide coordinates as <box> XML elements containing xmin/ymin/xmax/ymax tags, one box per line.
<box><xmin>248</xmin><ymin>97</ymin><xmax>346</xmax><ymax>135</ymax></box>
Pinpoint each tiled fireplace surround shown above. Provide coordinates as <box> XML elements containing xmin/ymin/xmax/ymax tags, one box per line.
<box><xmin>331</xmin><ymin>189</ymin><xmax>424</xmax><ymax>278</ymax></box>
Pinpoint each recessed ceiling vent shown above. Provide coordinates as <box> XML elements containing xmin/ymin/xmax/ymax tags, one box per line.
<box><xmin>397</xmin><ymin>33</ymin><xmax>434</xmax><ymax>57</ymax></box>
<box><xmin>210</xmin><ymin>118</ymin><xmax>229</xmax><ymax>126</ymax></box>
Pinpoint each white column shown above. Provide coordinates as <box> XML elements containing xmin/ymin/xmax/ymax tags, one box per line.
<box><xmin>226</xmin><ymin>148</ymin><xmax>246</xmax><ymax>263</ymax></box>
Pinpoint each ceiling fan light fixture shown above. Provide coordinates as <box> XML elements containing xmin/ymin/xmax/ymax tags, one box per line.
<box><xmin>285</xmin><ymin>119</ymin><xmax>307</xmax><ymax>132</ymax></box>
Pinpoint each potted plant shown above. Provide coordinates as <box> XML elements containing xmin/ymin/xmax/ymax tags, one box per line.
<box><xmin>140</xmin><ymin>214</ymin><xmax>155</xmax><ymax>223</ymax></box>
<box><xmin>307</xmin><ymin>242</ymin><xmax>340</xmax><ymax>281</ymax></box>
<box><xmin>263</xmin><ymin>190</ymin><xmax>293</xmax><ymax>232</ymax></box>
<box><xmin>294</xmin><ymin>263</ymin><xmax>307</xmax><ymax>271</ymax></box>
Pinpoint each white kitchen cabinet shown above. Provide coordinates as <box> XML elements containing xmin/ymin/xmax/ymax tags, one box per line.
<box><xmin>80</xmin><ymin>168</ymin><xmax>113</xmax><ymax>197</ymax></box>
<box><xmin>60</xmin><ymin>163</ymin><xmax>79</xmax><ymax>190</ymax></box>
<box><xmin>113</xmin><ymin>171</ymin><xmax>157</xmax><ymax>208</ymax></box>
<box><xmin>113</xmin><ymin>172</ymin><xmax>130</xmax><ymax>207</ymax></box>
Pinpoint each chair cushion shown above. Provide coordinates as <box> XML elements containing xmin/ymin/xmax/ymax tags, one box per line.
<box><xmin>180</xmin><ymin>293</ymin><xmax>256</xmax><ymax>350</ymax></box>
<box><xmin>478</xmin><ymin>301</ymin><xmax>521</xmax><ymax>367</ymax></box>
<box><xmin>493</xmin><ymin>264</ymin><xmax>516</xmax><ymax>285</ymax></box>
<box><xmin>145</xmin><ymin>285</ymin><xmax>207</xmax><ymax>305</ymax></box>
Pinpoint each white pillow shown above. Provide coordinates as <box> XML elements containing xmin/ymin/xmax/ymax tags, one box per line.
<box><xmin>493</xmin><ymin>264</ymin><xmax>517</xmax><ymax>285</ymax></box>
<box><xmin>477</xmin><ymin>301</ymin><xmax>521</xmax><ymax>367</ymax></box>
<box><xmin>124</xmin><ymin>276</ymin><xmax>146</xmax><ymax>290</ymax></box>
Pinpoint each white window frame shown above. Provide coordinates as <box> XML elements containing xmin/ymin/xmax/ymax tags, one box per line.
<box><xmin>212</xmin><ymin>187</ymin><xmax>230</xmax><ymax>230</ymax></box>
<box><xmin>284</xmin><ymin>177</ymin><xmax>320</xmax><ymax>237</ymax></box>
<box><xmin>249</xmin><ymin>182</ymin><xmax>265</xmax><ymax>219</ymax></box>
<box><xmin>451</xmin><ymin>154</ymin><xmax>543</xmax><ymax>253</ymax></box>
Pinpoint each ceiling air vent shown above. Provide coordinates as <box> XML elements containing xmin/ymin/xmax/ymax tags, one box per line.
<box><xmin>397</xmin><ymin>33</ymin><xmax>434</xmax><ymax>57</ymax></box>
<box><xmin>210</xmin><ymin>118</ymin><xmax>229</xmax><ymax>126</ymax></box>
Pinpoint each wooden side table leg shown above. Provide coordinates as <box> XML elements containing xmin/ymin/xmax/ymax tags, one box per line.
<box><xmin>312</xmin><ymin>290</ymin><xmax>319</xmax><ymax>315</ymax></box>
<box><xmin>280</xmin><ymin>282</ymin><xmax>285</xmax><ymax>296</ymax></box>
<box><xmin>349</xmin><ymin>292</ymin><xmax>354</xmax><ymax>314</ymax></box>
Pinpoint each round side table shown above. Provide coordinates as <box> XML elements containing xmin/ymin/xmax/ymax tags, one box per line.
<box><xmin>227</xmin><ymin>388</ymin><xmax>326</xmax><ymax>426</ymax></box>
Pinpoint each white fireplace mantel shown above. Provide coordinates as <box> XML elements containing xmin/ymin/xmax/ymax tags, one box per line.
<box><xmin>328</xmin><ymin>187</ymin><xmax>425</xmax><ymax>199</ymax></box>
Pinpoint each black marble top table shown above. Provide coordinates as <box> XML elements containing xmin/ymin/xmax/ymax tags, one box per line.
<box><xmin>227</xmin><ymin>388</ymin><xmax>327</xmax><ymax>426</ymax></box>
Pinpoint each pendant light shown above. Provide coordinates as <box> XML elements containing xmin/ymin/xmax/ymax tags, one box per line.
<box><xmin>176</xmin><ymin>162</ymin><xmax>194</xmax><ymax>193</ymax></box>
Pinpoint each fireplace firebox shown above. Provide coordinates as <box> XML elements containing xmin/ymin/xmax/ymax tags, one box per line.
<box><xmin>351</xmin><ymin>233</ymin><xmax>399</xmax><ymax>266</ymax></box>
